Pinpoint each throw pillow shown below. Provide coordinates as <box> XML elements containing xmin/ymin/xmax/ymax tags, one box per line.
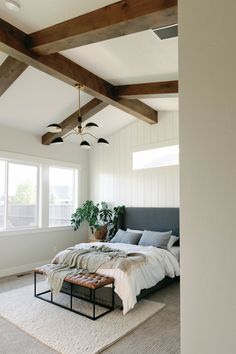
<box><xmin>110</xmin><ymin>229</ymin><xmax>142</xmax><ymax>245</ymax></box>
<box><xmin>138</xmin><ymin>230</ymin><xmax>172</xmax><ymax>249</ymax></box>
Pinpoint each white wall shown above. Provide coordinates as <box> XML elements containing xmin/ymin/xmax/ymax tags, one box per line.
<box><xmin>0</xmin><ymin>224</ymin><xmax>88</xmax><ymax>278</ymax></box>
<box><xmin>89</xmin><ymin>111</ymin><xmax>179</xmax><ymax>207</ymax></box>
<box><xmin>180</xmin><ymin>1</ymin><xmax>236</xmax><ymax>353</ymax></box>
<box><xmin>0</xmin><ymin>124</ymin><xmax>89</xmax><ymax>277</ymax></box>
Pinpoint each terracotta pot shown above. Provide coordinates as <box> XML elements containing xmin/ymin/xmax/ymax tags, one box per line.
<box><xmin>94</xmin><ymin>225</ymin><xmax>107</xmax><ymax>240</ymax></box>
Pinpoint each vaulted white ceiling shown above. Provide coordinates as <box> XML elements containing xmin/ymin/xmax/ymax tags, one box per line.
<box><xmin>0</xmin><ymin>0</ymin><xmax>178</xmax><ymax>143</ymax></box>
<box><xmin>0</xmin><ymin>0</ymin><xmax>117</xmax><ymax>33</ymax></box>
<box><xmin>62</xmin><ymin>31</ymin><xmax>178</xmax><ymax>85</ymax></box>
<box><xmin>0</xmin><ymin>65</ymin><xmax>92</xmax><ymax>134</ymax></box>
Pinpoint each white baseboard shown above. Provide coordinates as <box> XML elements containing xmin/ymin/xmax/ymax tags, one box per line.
<box><xmin>0</xmin><ymin>260</ymin><xmax>50</xmax><ymax>278</ymax></box>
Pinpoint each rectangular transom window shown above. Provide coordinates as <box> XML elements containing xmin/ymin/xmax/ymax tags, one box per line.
<box><xmin>49</xmin><ymin>166</ymin><xmax>76</xmax><ymax>227</ymax></box>
<box><xmin>133</xmin><ymin>145</ymin><xmax>179</xmax><ymax>170</ymax></box>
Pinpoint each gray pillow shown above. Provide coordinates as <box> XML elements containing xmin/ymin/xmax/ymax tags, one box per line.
<box><xmin>138</xmin><ymin>230</ymin><xmax>172</xmax><ymax>249</ymax></box>
<box><xmin>110</xmin><ymin>229</ymin><xmax>142</xmax><ymax>245</ymax></box>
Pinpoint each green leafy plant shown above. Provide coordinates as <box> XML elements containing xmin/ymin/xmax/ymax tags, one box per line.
<box><xmin>71</xmin><ymin>200</ymin><xmax>100</xmax><ymax>233</ymax></box>
<box><xmin>107</xmin><ymin>205</ymin><xmax>125</xmax><ymax>239</ymax></box>
<box><xmin>99</xmin><ymin>201</ymin><xmax>113</xmax><ymax>224</ymax></box>
<box><xmin>112</xmin><ymin>205</ymin><xmax>125</xmax><ymax>229</ymax></box>
<box><xmin>71</xmin><ymin>201</ymin><xmax>125</xmax><ymax>239</ymax></box>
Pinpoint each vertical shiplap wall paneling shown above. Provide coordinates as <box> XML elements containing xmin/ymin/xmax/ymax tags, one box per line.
<box><xmin>89</xmin><ymin>111</ymin><xmax>179</xmax><ymax>207</ymax></box>
<box><xmin>131</xmin><ymin>123</ymin><xmax>139</xmax><ymax>206</ymax></box>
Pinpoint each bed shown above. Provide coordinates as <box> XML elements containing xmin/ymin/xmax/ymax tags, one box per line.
<box><xmin>58</xmin><ymin>207</ymin><xmax>180</xmax><ymax>314</ymax></box>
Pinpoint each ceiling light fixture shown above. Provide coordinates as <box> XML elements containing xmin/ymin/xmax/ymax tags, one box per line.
<box><xmin>46</xmin><ymin>123</ymin><xmax>62</xmax><ymax>133</ymax></box>
<box><xmin>80</xmin><ymin>140</ymin><xmax>91</xmax><ymax>149</ymax></box>
<box><xmin>50</xmin><ymin>137</ymin><xmax>64</xmax><ymax>145</ymax></box>
<box><xmin>5</xmin><ymin>0</ymin><xmax>21</xmax><ymax>11</ymax></box>
<box><xmin>84</xmin><ymin>122</ymin><xmax>99</xmax><ymax>128</ymax></box>
<box><xmin>46</xmin><ymin>84</ymin><xmax>109</xmax><ymax>148</ymax></box>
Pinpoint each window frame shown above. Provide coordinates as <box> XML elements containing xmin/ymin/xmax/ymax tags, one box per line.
<box><xmin>0</xmin><ymin>151</ymin><xmax>80</xmax><ymax>235</ymax></box>
<box><xmin>0</xmin><ymin>159</ymin><xmax>6</xmax><ymax>231</ymax></box>
<box><xmin>0</xmin><ymin>158</ymin><xmax>40</xmax><ymax>231</ymax></box>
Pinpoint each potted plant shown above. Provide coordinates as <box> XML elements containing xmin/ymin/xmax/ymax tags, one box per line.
<box><xmin>71</xmin><ymin>201</ymin><xmax>125</xmax><ymax>241</ymax></box>
<box><xmin>71</xmin><ymin>200</ymin><xmax>100</xmax><ymax>233</ymax></box>
<box><xmin>94</xmin><ymin>202</ymin><xmax>113</xmax><ymax>240</ymax></box>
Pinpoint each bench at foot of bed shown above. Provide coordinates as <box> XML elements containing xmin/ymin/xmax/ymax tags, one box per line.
<box><xmin>34</xmin><ymin>266</ymin><xmax>115</xmax><ymax>320</ymax></box>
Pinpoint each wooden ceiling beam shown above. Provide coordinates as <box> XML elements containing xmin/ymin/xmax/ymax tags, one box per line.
<box><xmin>0</xmin><ymin>19</ymin><xmax>157</xmax><ymax>124</ymax></box>
<box><xmin>0</xmin><ymin>56</ymin><xmax>28</xmax><ymax>96</ymax></box>
<box><xmin>42</xmin><ymin>98</ymin><xmax>108</xmax><ymax>145</ymax></box>
<box><xmin>28</xmin><ymin>0</ymin><xmax>177</xmax><ymax>55</ymax></box>
<box><xmin>115</xmin><ymin>80</ymin><xmax>178</xmax><ymax>98</ymax></box>
<box><xmin>115</xmin><ymin>98</ymin><xmax>158</xmax><ymax>124</ymax></box>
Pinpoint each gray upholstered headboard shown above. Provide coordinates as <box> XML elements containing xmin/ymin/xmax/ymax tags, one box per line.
<box><xmin>122</xmin><ymin>207</ymin><xmax>179</xmax><ymax>237</ymax></box>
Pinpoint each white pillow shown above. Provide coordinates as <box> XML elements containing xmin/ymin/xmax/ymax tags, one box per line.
<box><xmin>167</xmin><ymin>235</ymin><xmax>179</xmax><ymax>250</ymax></box>
<box><xmin>127</xmin><ymin>228</ymin><xmax>143</xmax><ymax>234</ymax></box>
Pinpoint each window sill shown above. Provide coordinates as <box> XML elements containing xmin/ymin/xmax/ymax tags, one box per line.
<box><xmin>0</xmin><ymin>226</ymin><xmax>74</xmax><ymax>238</ymax></box>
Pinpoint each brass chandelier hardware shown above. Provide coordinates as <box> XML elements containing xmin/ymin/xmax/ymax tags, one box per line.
<box><xmin>46</xmin><ymin>85</ymin><xmax>109</xmax><ymax>149</ymax></box>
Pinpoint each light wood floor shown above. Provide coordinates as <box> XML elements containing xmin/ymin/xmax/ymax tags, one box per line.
<box><xmin>0</xmin><ymin>273</ymin><xmax>180</xmax><ymax>354</ymax></box>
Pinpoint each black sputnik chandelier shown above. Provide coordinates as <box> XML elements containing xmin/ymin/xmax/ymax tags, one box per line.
<box><xmin>46</xmin><ymin>85</ymin><xmax>109</xmax><ymax>149</ymax></box>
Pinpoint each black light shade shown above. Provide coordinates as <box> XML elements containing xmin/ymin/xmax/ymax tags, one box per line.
<box><xmin>51</xmin><ymin>137</ymin><xmax>64</xmax><ymax>145</ymax></box>
<box><xmin>46</xmin><ymin>123</ymin><xmax>62</xmax><ymax>133</ymax></box>
<box><xmin>97</xmin><ymin>138</ymin><xmax>109</xmax><ymax>145</ymax></box>
<box><xmin>80</xmin><ymin>140</ymin><xmax>91</xmax><ymax>149</ymax></box>
<box><xmin>85</xmin><ymin>122</ymin><xmax>99</xmax><ymax>128</ymax></box>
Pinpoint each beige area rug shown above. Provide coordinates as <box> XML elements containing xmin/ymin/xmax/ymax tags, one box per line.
<box><xmin>0</xmin><ymin>283</ymin><xmax>165</xmax><ymax>354</ymax></box>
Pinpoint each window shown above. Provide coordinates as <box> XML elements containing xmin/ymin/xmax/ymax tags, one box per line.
<box><xmin>133</xmin><ymin>145</ymin><xmax>179</xmax><ymax>170</ymax></box>
<box><xmin>0</xmin><ymin>161</ymin><xmax>5</xmax><ymax>230</ymax></box>
<box><xmin>0</xmin><ymin>160</ymin><xmax>39</xmax><ymax>230</ymax></box>
<box><xmin>0</xmin><ymin>153</ymin><xmax>79</xmax><ymax>233</ymax></box>
<box><xmin>7</xmin><ymin>163</ymin><xmax>38</xmax><ymax>229</ymax></box>
<box><xmin>49</xmin><ymin>167</ymin><xmax>76</xmax><ymax>227</ymax></box>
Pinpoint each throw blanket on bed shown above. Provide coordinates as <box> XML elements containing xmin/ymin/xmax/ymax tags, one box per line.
<box><xmin>46</xmin><ymin>245</ymin><xmax>146</xmax><ymax>294</ymax></box>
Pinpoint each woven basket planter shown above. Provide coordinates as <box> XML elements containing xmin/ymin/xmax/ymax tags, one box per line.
<box><xmin>94</xmin><ymin>225</ymin><xmax>107</xmax><ymax>240</ymax></box>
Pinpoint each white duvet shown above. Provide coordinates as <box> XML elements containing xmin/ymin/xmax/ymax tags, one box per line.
<box><xmin>55</xmin><ymin>242</ymin><xmax>180</xmax><ymax>314</ymax></box>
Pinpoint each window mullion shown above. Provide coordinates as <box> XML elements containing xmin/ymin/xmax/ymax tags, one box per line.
<box><xmin>74</xmin><ymin>169</ymin><xmax>79</xmax><ymax>209</ymax></box>
<box><xmin>41</xmin><ymin>165</ymin><xmax>49</xmax><ymax>228</ymax></box>
<box><xmin>4</xmin><ymin>160</ymin><xmax>8</xmax><ymax>230</ymax></box>
<box><xmin>36</xmin><ymin>164</ymin><xmax>41</xmax><ymax>228</ymax></box>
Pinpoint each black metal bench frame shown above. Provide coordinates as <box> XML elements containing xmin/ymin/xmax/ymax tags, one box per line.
<box><xmin>34</xmin><ymin>271</ymin><xmax>115</xmax><ymax>320</ymax></box>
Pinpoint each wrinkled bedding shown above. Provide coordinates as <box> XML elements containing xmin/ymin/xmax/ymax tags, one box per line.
<box><xmin>52</xmin><ymin>242</ymin><xmax>180</xmax><ymax>314</ymax></box>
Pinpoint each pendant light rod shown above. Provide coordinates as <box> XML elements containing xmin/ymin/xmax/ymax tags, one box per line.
<box><xmin>76</xmin><ymin>84</ymin><xmax>83</xmax><ymax>133</ymax></box>
<box><xmin>78</xmin><ymin>84</ymin><xmax>81</xmax><ymax>117</ymax></box>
